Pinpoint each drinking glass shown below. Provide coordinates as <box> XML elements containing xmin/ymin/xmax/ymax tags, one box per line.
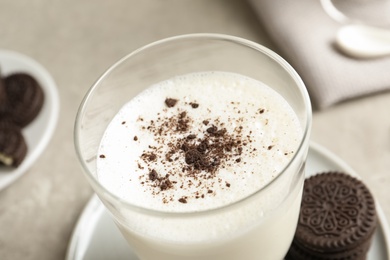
<box><xmin>74</xmin><ymin>34</ymin><xmax>312</xmax><ymax>260</ymax></box>
<box><xmin>321</xmin><ymin>0</ymin><xmax>390</xmax><ymax>27</ymax></box>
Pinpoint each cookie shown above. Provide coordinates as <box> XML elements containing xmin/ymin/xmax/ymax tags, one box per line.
<box><xmin>0</xmin><ymin>76</ymin><xmax>7</xmax><ymax>115</ymax></box>
<box><xmin>286</xmin><ymin>172</ymin><xmax>377</xmax><ymax>260</ymax></box>
<box><xmin>0</xmin><ymin>121</ymin><xmax>27</xmax><ymax>167</ymax></box>
<box><xmin>3</xmin><ymin>73</ymin><xmax>44</xmax><ymax>127</ymax></box>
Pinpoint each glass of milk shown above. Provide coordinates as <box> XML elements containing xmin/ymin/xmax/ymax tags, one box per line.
<box><xmin>74</xmin><ymin>34</ymin><xmax>312</xmax><ymax>260</ymax></box>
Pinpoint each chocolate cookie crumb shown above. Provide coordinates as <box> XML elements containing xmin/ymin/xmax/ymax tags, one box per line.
<box><xmin>178</xmin><ymin>197</ymin><xmax>187</xmax><ymax>203</ymax></box>
<box><xmin>185</xmin><ymin>149</ymin><xmax>202</xmax><ymax>164</ymax></box>
<box><xmin>160</xmin><ymin>179</ymin><xmax>172</xmax><ymax>191</ymax></box>
<box><xmin>165</xmin><ymin>98</ymin><xmax>178</xmax><ymax>108</ymax></box>
<box><xmin>259</xmin><ymin>108</ymin><xmax>265</xmax><ymax>114</ymax></box>
<box><xmin>190</xmin><ymin>102</ymin><xmax>199</xmax><ymax>108</ymax></box>
<box><xmin>133</xmin><ymin>136</ymin><xmax>138</xmax><ymax>141</ymax></box>
<box><xmin>187</xmin><ymin>134</ymin><xmax>196</xmax><ymax>140</ymax></box>
<box><xmin>149</xmin><ymin>169</ymin><xmax>158</xmax><ymax>181</ymax></box>
<box><xmin>206</xmin><ymin>125</ymin><xmax>218</xmax><ymax>134</ymax></box>
<box><xmin>99</xmin><ymin>154</ymin><xmax>106</xmax><ymax>158</ymax></box>
<box><xmin>142</xmin><ymin>152</ymin><xmax>157</xmax><ymax>162</ymax></box>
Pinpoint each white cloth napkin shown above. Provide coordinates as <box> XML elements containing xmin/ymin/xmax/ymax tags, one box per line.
<box><xmin>248</xmin><ymin>0</ymin><xmax>390</xmax><ymax>109</ymax></box>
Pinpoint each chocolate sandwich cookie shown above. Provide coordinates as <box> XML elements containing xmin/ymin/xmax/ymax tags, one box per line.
<box><xmin>0</xmin><ymin>121</ymin><xmax>27</xmax><ymax>167</ymax></box>
<box><xmin>286</xmin><ymin>172</ymin><xmax>377</xmax><ymax>260</ymax></box>
<box><xmin>4</xmin><ymin>73</ymin><xmax>44</xmax><ymax>127</ymax></box>
<box><xmin>0</xmin><ymin>76</ymin><xmax>8</xmax><ymax>116</ymax></box>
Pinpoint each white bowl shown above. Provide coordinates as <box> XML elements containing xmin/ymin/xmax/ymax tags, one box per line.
<box><xmin>0</xmin><ymin>50</ymin><xmax>60</xmax><ymax>190</ymax></box>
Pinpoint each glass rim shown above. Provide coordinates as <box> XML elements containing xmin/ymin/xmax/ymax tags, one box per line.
<box><xmin>74</xmin><ymin>33</ymin><xmax>312</xmax><ymax>217</ymax></box>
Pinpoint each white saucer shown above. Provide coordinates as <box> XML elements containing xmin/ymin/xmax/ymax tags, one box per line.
<box><xmin>66</xmin><ymin>142</ymin><xmax>390</xmax><ymax>260</ymax></box>
<box><xmin>0</xmin><ymin>50</ymin><xmax>60</xmax><ymax>190</ymax></box>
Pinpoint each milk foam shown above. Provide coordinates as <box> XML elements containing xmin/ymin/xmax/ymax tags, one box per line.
<box><xmin>97</xmin><ymin>71</ymin><xmax>302</xmax><ymax>212</ymax></box>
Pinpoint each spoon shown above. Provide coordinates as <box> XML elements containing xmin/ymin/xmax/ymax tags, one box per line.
<box><xmin>336</xmin><ymin>24</ymin><xmax>390</xmax><ymax>58</ymax></box>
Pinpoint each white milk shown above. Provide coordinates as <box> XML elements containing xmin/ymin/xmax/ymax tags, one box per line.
<box><xmin>97</xmin><ymin>71</ymin><xmax>304</xmax><ymax>259</ymax></box>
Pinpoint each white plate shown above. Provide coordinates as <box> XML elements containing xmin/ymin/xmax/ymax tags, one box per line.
<box><xmin>0</xmin><ymin>50</ymin><xmax>60</xmax><ymax>190</ymax></box>
<box><xmin>66</xmin><ymin>142</ymin><xmax>390</xmax><ymax>260</ymax></box>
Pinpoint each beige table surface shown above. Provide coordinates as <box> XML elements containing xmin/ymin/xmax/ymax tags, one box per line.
<box><xmin>1</xmin><ymin>1</ymin><xmax>389</xmax><ymax>259</ymax></box>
